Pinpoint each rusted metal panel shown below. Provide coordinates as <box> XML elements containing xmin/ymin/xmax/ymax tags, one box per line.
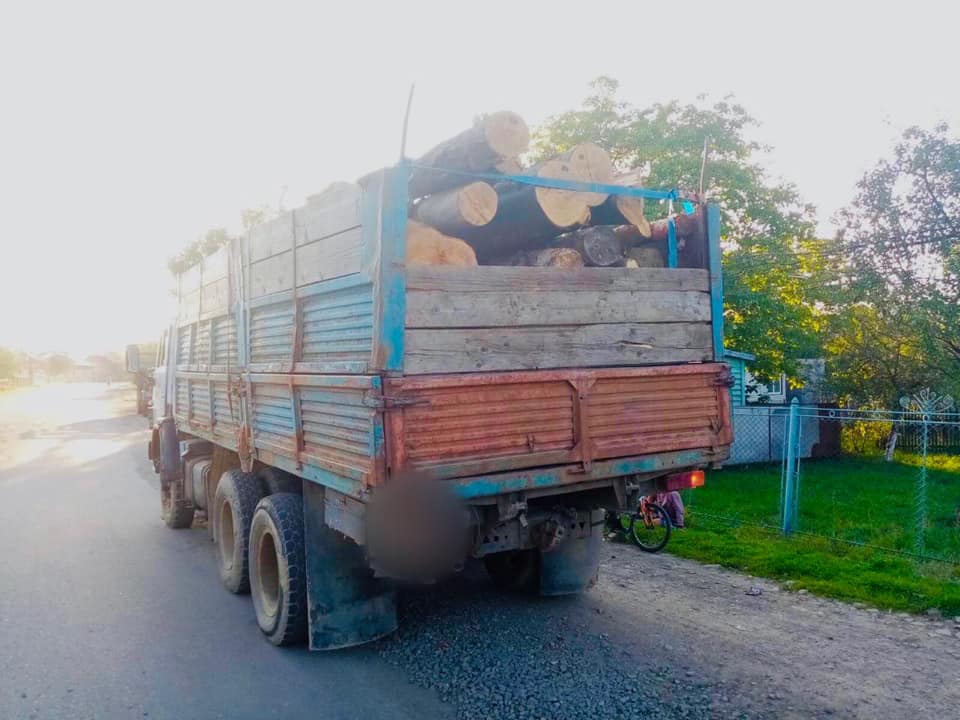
<box><xmin>384</xmin><ymin>364</ymin><xmax>732</xmax><ymax>482</ymax></box>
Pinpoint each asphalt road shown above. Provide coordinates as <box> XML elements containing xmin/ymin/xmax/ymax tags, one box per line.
<box><xmin>0</xmin><ymin>383</ymin><xmax>450</xmax><ymax>720</ymax></box>
<box><xmin>3</xmin><ymin>383</ymin><xmax>957</xmax><ymax>720</ymax></box>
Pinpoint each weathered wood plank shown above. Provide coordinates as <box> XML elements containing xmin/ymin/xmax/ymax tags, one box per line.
<box><xmin>296</xmin><ymin>196</ymin><xmax>362</xmax><ymax>247</ymax></box>
<box><xmin>179</xmin><ymin>265</ymin><xmax>201</xmax><ymax>293</ymax></box>
<box><xmin>295</xmin><ymin>228</ymin><xmax>363</xmax><ymax>286</ymax></box>
<box><xmin>404</xmin><ymin>323</ymin><xmax>713</xmax><ymax>374</ymax></box>
<box><xmin>405</xmin><ymin>265</ymin><xmax>710</xmax><ymax>293</ymax></box>
<box><xmin>406</xmin><ymin>289</ymin><xmax>710</xmax><ymax>327</ymax></box>
<box><xmin>249</xmin><ymin>251</ymin><xmax>293</xmax><ymax>299</ymax></box>
<box><xmin>200</xmin><ymin>277</ymin><xmax>230</xmax><ymax>317</ymax></box>
<box><xmin>247</xmin><ymin>212</ymin><xmax>295</xmax><ymax>263</ymax></box>
<box><xmin>178</xmin><ymin>289</ymin><xmax>201</xmax><ymax>326</ymax></box>
<box><xmin>203</xmin><ymin>245</ymin><xmax>229</xmax><ymax>282</ymax></box>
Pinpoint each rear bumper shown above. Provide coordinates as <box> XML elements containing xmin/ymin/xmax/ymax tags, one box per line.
<box><xmin>384</xmin><ymin>363</ymin><xmax>733</xmax><ymax>485</ymax></box>
<box><xmin>449</xmin><ymin>446</ymin><xmax>727</xmax><ymax>501</ymax></box>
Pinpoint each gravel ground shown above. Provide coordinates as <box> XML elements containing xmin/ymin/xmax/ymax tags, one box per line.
<box><xmin>377</xmin><ymin>562</ymin><xmax>736</xmax><ymax>720</ymax></box>
<box><xmin>378</xmin><ymin>538</ymin><xmax>960</xmax><ymax>720</ymax></box>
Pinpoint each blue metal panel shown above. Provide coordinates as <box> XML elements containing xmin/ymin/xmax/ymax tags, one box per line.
<box><xmin>364</xmin><ymin>164</ymin><xmax>409</xmax><ymax>373</ymax></box>
<box><xmin>299</xmin><ymin>274</ymin><xmax>373</xmax><ymax>371</ymax></box>
<box><xmin>706</xmin><ymin>203</ymin><xmax>725</xmax><ymax>361</ymax></box>
<box><xmin>248</xmin><ymin>300</ymin><xmax>294</xmax><ymax>366</ymax></box>
<box><xmin>667</xmin><ymin>217</ymin><xmax>678</xmax><ymax>268</ymax></box>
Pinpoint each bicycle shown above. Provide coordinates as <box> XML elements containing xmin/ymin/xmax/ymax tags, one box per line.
<box><xmin>605</xmin><ymin>497</ymin><xmax>672</xmax><ymax>553</ymax></box>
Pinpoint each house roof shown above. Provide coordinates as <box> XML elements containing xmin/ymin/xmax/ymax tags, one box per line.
<box><xmin>723</xmin><ymin>348</ymin><xmax>756</xmax><ymax>362</ymax></box>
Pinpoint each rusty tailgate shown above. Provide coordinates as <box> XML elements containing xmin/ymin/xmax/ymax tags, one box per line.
<box><xmin>384</xmin><ymin>364</ymin><xmax>732</xmax><ymax>483</ymax></box>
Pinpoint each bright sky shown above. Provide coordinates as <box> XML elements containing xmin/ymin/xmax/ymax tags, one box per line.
<box><xmin>1</xmin><ymin>0</ymin><xmax>956</xmax><ymax>358</ymax></box>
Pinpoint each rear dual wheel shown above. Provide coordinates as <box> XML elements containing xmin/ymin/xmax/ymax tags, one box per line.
<box><xmin>249</xmin><ymin>494</ymin><xmax>308</xmax><ymax>646</ymax></box>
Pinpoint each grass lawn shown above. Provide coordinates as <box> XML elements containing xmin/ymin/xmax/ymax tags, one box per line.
<box><xmin>667</xmin><ymin>455</ymin><xmax>960</xmax><ymax>615</ymax></box>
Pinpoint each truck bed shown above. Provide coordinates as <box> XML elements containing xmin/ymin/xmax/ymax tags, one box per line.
<box><xmin>170</xmin><ymin>165</ymin><xmax>729</xmax><ymax>504</ymax></box>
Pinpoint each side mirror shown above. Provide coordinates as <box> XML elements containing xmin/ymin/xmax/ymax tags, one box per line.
<box><xmin>125</xmin><ymin>344</ymin><xmax>140</xmax><ymax>373</ymax></box>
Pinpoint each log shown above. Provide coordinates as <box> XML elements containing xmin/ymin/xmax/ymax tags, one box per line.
<box><xmin>507</xmin><ymin>247</ymin><xmax>585</xmax><ymax>268</ymax></box>
<box><xmin>590</xmin><ymin>170</ymin><xmax>652</xmax><ymax>237</ymax></box>
<box><xmin>648</xmin><ymin>209</ymin><xmax>702</xmax><ymax>246</ymax></box>
<box><xmin>460</xmin><ymin>159</ymin><xmax>592</xmax><ymax>262</ymax></box>
<box><xmin>624</xmin><ymin>245</ymin><xmax>664</xmax><ymax>268</ymax></box>
<box><xmin>552</xmin><ymin>225</ymin><xmax>624</xmax><ymax>267</ymax></box>
<box><xmin>406</xmin><ymin>220</ymin><xmax>478</xmax><ymax>267</ymax></box>
<box><xmin>413</xmin><ymin>182</ymin><xmax>498</xmax><ymax>236</ymax></box>
<box><xmin>408</xmin><ymin>112</ymin><xmax>530</xmax><ymax>198</ymax></box>
<box><xmin>558</xmin><ymin>143</ymin><xmax>614</xmax><ymax>207</ymax></box>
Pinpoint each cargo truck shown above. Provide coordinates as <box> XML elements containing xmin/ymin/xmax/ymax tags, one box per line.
<box><xmin>148</xmin><ymin>163</ymin><xmax>733</xmax><ymax>650</ymax></box>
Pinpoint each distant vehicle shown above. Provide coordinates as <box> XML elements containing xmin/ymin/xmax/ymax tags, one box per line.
<box><xmin>147</xmin><ymin>144</ymin><xmax>732</xmax><ymax>651</ymax></box>
<box><xmin>125</xmin><ymin>343</ymin><xmax>157</xmax><ymax>417</ymax></box>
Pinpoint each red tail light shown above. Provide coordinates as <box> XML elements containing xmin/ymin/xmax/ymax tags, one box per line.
<box><xmin>660</xmin><ymin>470</ymin><xmax>705</xmax><ymax>492</ymax></box>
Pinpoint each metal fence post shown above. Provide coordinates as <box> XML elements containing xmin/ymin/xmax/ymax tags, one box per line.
<box><xmin>915</xmin><ymin>412</ymin><xmax>929</xmax><ymax>555</ymax></box>
<box><xmin>781</xmin><ymin>398</ymin><xmax>801</xmax><ymax>535</ymax></box>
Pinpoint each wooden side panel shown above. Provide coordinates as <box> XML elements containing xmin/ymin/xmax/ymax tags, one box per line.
<box><xmin>407</xmin><ymin>288</ymin><xmax>710</xmax><ymax>327</ymax></box>
<box><xmin>249</xmin><ymin>251</ymin><xmax>293</xmax><ymax>299</ymax></box>
<box><xmin>295</xmin><ymin>227</ymin><xmax>362</xmax><ymax>286</ymax></box>
<box><xmin>403</xmin><ymin>266</ymin><xmax>714</xmax><ymax>374</ymax></box>
<box><xmin>248</xmin><ymin>212</ymin><xmax>296</xmax><ymax>263</ymax></box>
<box><xmin>405</xmin><ymin>323</ymin><xmax>712</xmax><ymax>374</ymax></box>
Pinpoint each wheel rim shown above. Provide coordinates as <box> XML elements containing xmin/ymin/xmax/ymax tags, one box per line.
<box><xmin>256</xmin><ymin>530</ymin><xmax>280</xmax><ymax>618</ymax></box>
<box><xmin>632</xmin><ymin>506</ymin><xmax>670</xmax><ymax>551</ymax></box>
<box><xmin>218</xmin><ymin>500</ymin><xmax>235</xmax><ymax>569</ymax></box>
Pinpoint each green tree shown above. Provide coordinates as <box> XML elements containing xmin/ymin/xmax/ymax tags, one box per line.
<box><xmin>167</xmin><ymin>205</ymin><xmax>278</xmax><ymax>276</ymax></box>
<box><xmin>829</xmin><ymin>124</ymin><xmax>960</xmax><ymax>401</ymax></box>
<box><xmin>534</xmin><ymin>78</ymin><xmax>823</xmax><ymax>378</ymax></box>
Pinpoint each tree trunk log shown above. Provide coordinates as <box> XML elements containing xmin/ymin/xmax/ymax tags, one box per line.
<box><xmin>413</xmin><ymin>182</ymin><xmax>497</xmax><ymax>236</ymax></box>
<box><xmin>624</xmin><ymin>245</ymin><xmax>665</xmax><ymax>268</ymax></box>
<box><xmin>553</xmin><ymin>225</ymin><xmax>624</xmax><ymax>267</ymax></box>
<box><xmin>502</xmin><ymin>247</ymin><xmax>585</xmax><ymax>268</ymax></box>
<box><xmin>590</xmin><ymin>170</ymin><xmax>652</xmax><ymax>236</ymax></box>
<box><xmin>460</xmin><ymin>159</ymin><xmax>591</xmax><ymax>262</ymax></box>
<box><xmin>556</xmin><ymin>143</ymin><xmax>614</xmax><ymax>206</ymax></box>
<box><xmin>406</xmin><ymin>220</ymin><xmax>478</xmax><ymax>267</ymax></box>
<box><xmin>408</xmin><ymin>112</ymin><xmax>529</xmax><ymax>198</ymax></box>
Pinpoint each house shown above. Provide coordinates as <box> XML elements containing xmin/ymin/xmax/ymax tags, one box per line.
<box><xmin>722</xmin><ymin>349</ymin><xmax>755</xmax><ymax>407</ymax></box>
<box><xmin>723</xmin><ymin>349</ymin><xmax>822</xmax><ymax>464</ymax></box>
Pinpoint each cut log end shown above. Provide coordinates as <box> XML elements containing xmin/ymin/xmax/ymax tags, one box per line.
<box><xmin>533</xmin><ymin>159</ymin><xmax>591</xmax><ymax>228</ymax></box>
<box><xmin>615</xmin><ymin>196</ymin><xmax>651</xmax><ymax>237</ymax></box>
<box><xmin>565</xmin><ymin>142</ymin><xmax>614</xmax><ymax>207</ymax></box>
<box><xmin>406</xmin><ymin>220</ymin><xmax>478</xmax><ymax>267</ymax></box>
<box><xmin>457</xmin><ymin>182</ymin><xmax>498</xmax><ymax>227</ymax></box>
<box><xmin>482</xmin><ymin>111</ymin><xmax>530</xmax><ymax>158</ymax></box>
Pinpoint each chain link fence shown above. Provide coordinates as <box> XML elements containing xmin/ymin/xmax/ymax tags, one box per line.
<box><xmin>683</xmin><ymin>396</ymin><xmax>960</xmax><ymax>565</ymax></box>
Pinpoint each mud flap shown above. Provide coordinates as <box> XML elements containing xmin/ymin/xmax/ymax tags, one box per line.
<box><xmin>301</xmin><ymin>483</ymin><xmax>398</xmax><ymax>650</ymax></box>
<box><xmin>539</xmin><ymin>508</ymin><xmax>605</xmax><ymax>596</ymax></box>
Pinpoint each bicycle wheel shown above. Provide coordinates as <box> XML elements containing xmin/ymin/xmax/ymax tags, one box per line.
<box><xmin>630</xmin><ymin>503</ymin><xmax>672</xmax><ymax>552</ymax></box>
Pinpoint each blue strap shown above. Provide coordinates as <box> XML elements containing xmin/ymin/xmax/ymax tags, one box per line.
<box><xmin>405</xmin><ymin>162</ymin><xmax>684</xmax><ymax>202</ymax></box>
<box><xmin>667</xmin><ymin>217</ymin><xmax>679</xmax><ymax>268</ymax></box>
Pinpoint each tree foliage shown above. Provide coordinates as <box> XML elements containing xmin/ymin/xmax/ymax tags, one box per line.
<box><xmin>827</xmin><ymin>124</ymin><xmax>960</xmax><ymax>402</ymax></box>
<box><xmin>167</xmin><ymin>204</ymin><xmax>277</xmax><ymax>276</ymax></box>
<box><xmin>534</xmin><ymin>78</ymin><xmax>823</xmax><ymax>378</ymax></box>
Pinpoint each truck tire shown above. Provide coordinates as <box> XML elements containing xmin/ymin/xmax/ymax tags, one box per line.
<box><xmin>214</xmin><ymin>469</ymin><xmax>265</xmax><ymax>594</ymax></box>
<box><xmin>158</xmin><ymin>418</ymin><xmax>194</xmax><ymax>529</ymax></box>
<box><xmin>162</xmin><ymin>486</ymin><xmax>195</xmax><ymax>529</ymax></box>
<box><xmin>249</xmin><ymin>493</ymin><xmax>308</xmax><ymax>646</ymax></box>
<box><xmin>484</xmin><ymin>549</ymin><xmax>538</xmax><ymax>592</ymax></box>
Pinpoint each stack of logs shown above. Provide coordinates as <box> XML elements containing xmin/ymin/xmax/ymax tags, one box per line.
<box><xmin>405</xmin><ymin>111</ymin><xmax>691</xmax><ymax>268</ymax></box>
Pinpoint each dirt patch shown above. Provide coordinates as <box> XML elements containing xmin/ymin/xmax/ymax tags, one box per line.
<box><xmin>590</xmin><ymin>542</ymin><xmax>960</xmax><ymax>718</ymax></box>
